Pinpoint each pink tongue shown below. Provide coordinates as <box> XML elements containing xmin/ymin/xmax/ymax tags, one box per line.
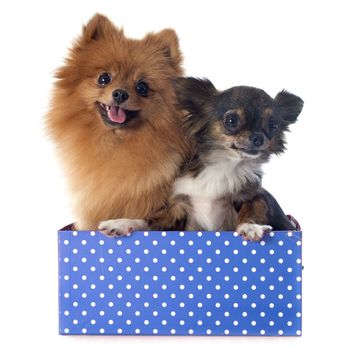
<box><xmin>108</xmin><ymin>106</ymin><xmax>126</xmax><ymax>123</ymax></box>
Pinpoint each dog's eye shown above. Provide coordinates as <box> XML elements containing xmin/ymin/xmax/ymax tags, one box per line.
<box><xmin>224</xmin><ymin>113</ymin><xmax>239</xmax><ymax>130</ymax></box>
<box><xmin>136</xmin><ymin>81</ymin><xmax>149</xmax><ymax>97</ymax></box>
<box><xmin>97</xmin><ymin>73</ymin><xmax>112</xmax><ymax>86</ymax></box>
<box><xmin>268</xmin><ymin>118</ymin><xmax>279</xmax><ymax>133</ymax></box>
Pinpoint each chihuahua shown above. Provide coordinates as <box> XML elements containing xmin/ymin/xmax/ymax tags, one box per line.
<box><xmin>156</xmin><ymin>77</ymin><xmax>304</xmax><ymax>240</ymax></box>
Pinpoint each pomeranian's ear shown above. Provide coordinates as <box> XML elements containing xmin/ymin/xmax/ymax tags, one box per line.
<box><xmin>173</xmin><ymin>77</ymin><xmax>217</xmax><ymax>112</ymax></box>
<box><xmin>273</xmin><ymin>90</ymin><xmax>304</xmax><ymax>123</ymax></box>
<box><xmin>146</xmin><ymin>29</ymin><xmax>182</xmax><ymax>70</ymax></box>
<box><xmin>81</xmin><ymin>13</ymin><xmax>119</xmax><ymax>44</ymax></box>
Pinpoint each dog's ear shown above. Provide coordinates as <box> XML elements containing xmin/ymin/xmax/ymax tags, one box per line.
<box><xmin>145</xmin><ymin>29</ymin><xmax>182</xmax><ymax>72</ymax></box>
<box><xmin>172</xmin><ymin>77</ymin><xmax>217</xmax><ymax>113</ymax></box>
<box><xmin>273</xmin><ymin>90</ymin><xmax>304</xmax><ymax>123</ymax></box>
<box><xmin>80</xmin><ymin>13</ymin><xmax>120</xmax><ymax>44</ymax></box>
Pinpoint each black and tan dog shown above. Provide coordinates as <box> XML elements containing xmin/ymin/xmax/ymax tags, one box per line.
<box><xmin>165</xmin><ymin>77</ymin><xmax>303</xmax><ymax>240</ymax></box>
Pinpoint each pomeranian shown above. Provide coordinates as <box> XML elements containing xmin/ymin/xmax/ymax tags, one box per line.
<box><xmin>103</xmin><ymin>77</ymin><xmax>303</xmax><ymax>241</ymax></box>
<box><xmin>46</xmin><ymin>14</ymin><xmax>190</xmax><ymax>230</ymax></box>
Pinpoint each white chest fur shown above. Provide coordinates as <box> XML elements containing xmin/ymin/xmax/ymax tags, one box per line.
<box><xmin>173</xmin><ymin>150</ymin><xmax>262</xmax><ymax>231</ymax></box>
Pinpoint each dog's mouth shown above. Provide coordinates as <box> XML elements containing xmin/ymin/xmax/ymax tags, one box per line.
<box><xmin>231</xmin><ymin>144</ymin><xmax>261</xmax><ymax>157</ymax></box>
<box><xmin>97</xmin><ymin>102</ymin><xmax>139</xmax><ymax>127</ymax></box>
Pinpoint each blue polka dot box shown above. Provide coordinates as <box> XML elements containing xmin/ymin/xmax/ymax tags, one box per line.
<box><xmin>58</xmin><ymin>228</ymin><xmax>302</xmax><ymax>336</ymax></box>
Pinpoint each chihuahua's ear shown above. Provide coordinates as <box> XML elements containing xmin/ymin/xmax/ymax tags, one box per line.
<box><xmin>80</xmin><ymin>13</ymin><xmax>120</xmax><ymax>44</ymax></box>
<box><xmin>173</xmin><ymin>77</ymin><xmax>217</xmax><ymax>112</ymax></box>
<box><xmin>145</xmin><ymin>29</ymin><xmax>182</xmax><ymax>71</ymax></box>
<box><xmin>273</xmin><ymin>90</ymin><xmax>304</xmax><ymax>123</ymax></box>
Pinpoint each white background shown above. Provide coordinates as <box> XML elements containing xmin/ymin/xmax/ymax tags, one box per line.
<box><xmin>0</xmin><ymin>0</ymin><xmax>349</xmax><ymax>348</ymax></box>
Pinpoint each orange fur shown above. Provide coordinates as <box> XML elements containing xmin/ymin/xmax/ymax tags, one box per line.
<box><xmin>46</xmin><ymin>14</ymin><xmax>190</xmax><ymax>229</ymax></box>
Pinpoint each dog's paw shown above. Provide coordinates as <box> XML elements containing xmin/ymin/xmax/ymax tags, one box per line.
<box><xmin>236</xmin><ymin>223</ymin><xmax>272</xmax><ymax>241</ymax></box>
<box><xmin>98</xmin><ymin>219</ymin><xmax>148</xmax><ymax>237</ymax></box>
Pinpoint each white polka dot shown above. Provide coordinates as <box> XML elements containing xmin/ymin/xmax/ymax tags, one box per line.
<box><xmin>296</xmin><ymin>330</ymin><xmax>301</xmax><ymax>335</ymax></box>
<box><xmin>260</xmin><ymin>330</ymin><xmax>266</xmax><ymax>335</ymax></box>
<box><xmin>269</xmin><ymin>232</ymin><xmax>275</xmax><ymax>237</ymax></box>
<box><xmin>117</xmin><ymin>328</ymin><xmax>123</xmax><ymax>334</ymax></box>
<box><xmin>242</xmin><ymin>241</ymin><xmax>248</xmax><ymax>246</ymax></box>
<box><xmin>188</xmin><ymin>240</ymin><xmax>194</xmax><ymax>246</ymax></box>
<box><xmin>269</xmin><ymin>249</ymin><xmax>274</xmax><ymax>255</ymax></box>
<box><xmin>144</xmin><ymin>231</ymin><xmax>149</xmax><ymax>236</ymax></box>
<box><xmin>224</xmin><ymin>329</ymin><xmax>230</xmax><ymax>335</ymax></box>
<box><xmin>242</xmin><ymin>330</ymin><xmax>247</xmax><ymax>335</ymax></box>
<box><xmin>64</xmin><ymin>240</ymin><xmax>69</xmax><ymax>245</ymax></box>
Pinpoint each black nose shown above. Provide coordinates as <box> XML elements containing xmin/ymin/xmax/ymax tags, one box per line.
<box><xmin>113</xmin><ymin>89</ymin><xmax>129</xmax><ymax>105</ymax></box>
<box><xmin>250</xmin><ymin>133</ymin><xmax>265</xmax><ymax>148</ymax></box>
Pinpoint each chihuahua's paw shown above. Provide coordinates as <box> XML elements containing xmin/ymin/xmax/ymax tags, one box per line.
<box><xmin>98</xmin><ymin>219</ymin><xmax>148</xmax><ymax>237</ymax></box>
<box><xmin>236</xmin><ymin>223</ymin><xmax>272</xmax><ymax>241</ymax></box>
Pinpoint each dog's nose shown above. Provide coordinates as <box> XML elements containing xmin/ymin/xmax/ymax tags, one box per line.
<box><xmin>113</xmin><ymin>89</ymin><xmax>129</xmax><ymax>105</ymax></box>
<box><xmin>250</xmin><ymin>133</ymin><xmax>265</xmax><ymax>148</ymax></box>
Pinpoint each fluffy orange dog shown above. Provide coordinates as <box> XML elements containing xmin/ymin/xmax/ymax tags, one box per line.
<box><xmin>47</xmin><ymin>14</ymin><xmax>189</xmax><ymax>230</ymax></box>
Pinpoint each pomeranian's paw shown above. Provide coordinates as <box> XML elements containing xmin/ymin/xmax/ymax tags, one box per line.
<box><xmin>98</xmin><ymin>219</ymin><xmax>148</xmax><ymax>237</ymax></box>
<box><xmin>236</xmin><ymin>223</ymin><xmax>272</xmax><ymax>241</ymax></box>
